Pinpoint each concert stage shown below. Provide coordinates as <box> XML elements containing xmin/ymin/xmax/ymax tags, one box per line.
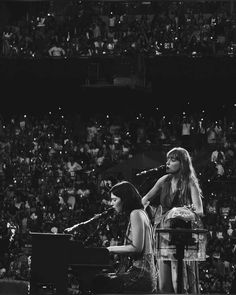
<box><xmin>0</xmin><ymin>281</ymin><xmax>229</xmax><ymax>295</ymax></box>
<box><xmin>0</xmin><ymin>280</ymin><xmax>232</xmax><ymax>295</ymax></box>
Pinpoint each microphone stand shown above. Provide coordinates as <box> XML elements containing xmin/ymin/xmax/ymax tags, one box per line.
<box><xmin>138</xmin><ymin>169</ymin><xmax>165</xmax><ymax>224</ymax></box>
<box><xmin>64</xmin><ymin>208</ymin><xmax>113</xmax><ymax>235</ymax></box>
<box><xmin>83</xmin><ymin>215</ymin><xmax>112</xmax><ymax>247</ymax></box>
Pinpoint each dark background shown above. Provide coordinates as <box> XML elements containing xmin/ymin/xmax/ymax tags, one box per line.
<box><xmin>0</xmin><ymin>0</ymin><xmax>235</xmax><ymax>118</ymax></box>
<box><xmin>1</xmin><ymin>56</ymin><xmax>235</xmax><ymax>118</ymax></box>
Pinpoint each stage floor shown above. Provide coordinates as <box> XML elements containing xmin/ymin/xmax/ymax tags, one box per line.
<box><xmin>0</xmin><ymin>280</ymin><xmax>231</xmax><ymax>295</ymax></box>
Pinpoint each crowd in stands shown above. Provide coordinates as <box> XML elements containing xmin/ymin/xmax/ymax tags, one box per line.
<box><xmin>0</xmin><ymin>104</ymin><xmax>236</xmax><ymax>293</ymax></box>
<box><xmin>1</xmin><ymin>0</ymin><xmax>236</xmax><ymax>58</ymax></box>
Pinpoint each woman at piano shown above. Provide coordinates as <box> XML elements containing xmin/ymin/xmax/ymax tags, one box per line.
<box><xmin>92</xmin><ymin>180</ymin><xmax>158</xmax><ymax>293</ymax></box>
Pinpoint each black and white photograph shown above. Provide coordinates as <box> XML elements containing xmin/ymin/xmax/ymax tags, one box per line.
<box><xmin>0</xmin><ymin>0</ymin><xmax>236</xmax><ymax>294</ymax></box>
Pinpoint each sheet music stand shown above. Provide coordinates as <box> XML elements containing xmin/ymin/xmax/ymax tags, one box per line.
<box><xmin>155</xmin><ymin>228</ymin><xmax>208</xmax><ymax>294</ymax></box>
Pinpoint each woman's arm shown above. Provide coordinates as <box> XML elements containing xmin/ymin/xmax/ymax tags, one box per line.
<box><xmin>141</xmin><ymin>174</ymin><xmax>168</xmax><ymax>207</ymax></box>
<box><xmin>107</xmin><ymin>210</ymin><xmax>145</xmax><ymax>254</ymax></box>
<box><xmin>189</xmin><ymin>182</ymin><xmax>204</xmax><ymax>216</ymax></box>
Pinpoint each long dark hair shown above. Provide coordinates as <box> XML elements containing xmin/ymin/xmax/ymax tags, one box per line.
<box><xmin>109</xmin><ymin>181</ymin><xmax>144</xmax><ymax>250</ymax></box>
<box><xmin>109</xmin><ymin>181</ymin><xmax>144</xmax><ymax>216</ymax></box>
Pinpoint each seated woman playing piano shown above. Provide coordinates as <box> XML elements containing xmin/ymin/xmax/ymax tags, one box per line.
<box><xmin>92</xmin><ymin>181</ymin><xmax>158</xmax><ymax>293</ymax></box>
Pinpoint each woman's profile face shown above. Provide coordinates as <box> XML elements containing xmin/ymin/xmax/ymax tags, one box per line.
<box><xmin>166</xmin><ymin>154</ymin><xmax>181</xmax><ymax>174</ymax></box>
<box><xmin>110</xmin><ymin>192</ymin><xmax>122</xmax><ymax>213</ymax></box>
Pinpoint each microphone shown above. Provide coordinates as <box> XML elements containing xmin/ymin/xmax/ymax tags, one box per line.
<box><xmin>64</xmin><ymin>207</ymin><xmax>114</xmax><ymax>233</ymax></box>
<box><xmin>136</xmin><ymin>165</ymin><xmax>166</xmax><ymax>176</ymax></box>
<box><xmin>88</xmin><ymin>207</ymin><xmax>114</xmax><ymax>220</ymax></box>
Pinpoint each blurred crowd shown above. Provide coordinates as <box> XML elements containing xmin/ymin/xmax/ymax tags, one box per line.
<box><xmin>0</xmin><ymin>104</ymin><xmax>235</xmax><ymax>293</ymax></box>
<box><xmin>1</xmin><ymin>0</ymin><xmax>236</xmax><ymax>58</ymax></box>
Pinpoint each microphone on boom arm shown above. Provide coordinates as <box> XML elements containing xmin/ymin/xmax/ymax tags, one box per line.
<box><xmin>136</xmin><ymin>164</ymin><xmax>166</xmax><ymax>176</ymax></box>
<box><xmin>63</xmin><ymin>207</ymin><xmax>114</xmax><ymax>234</ymax></box>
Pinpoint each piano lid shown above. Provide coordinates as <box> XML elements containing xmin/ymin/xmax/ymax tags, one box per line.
<box><xmin>29</xmin><ymin>232</ymin><xmax>112</xmax><ymax>269</ymax></box>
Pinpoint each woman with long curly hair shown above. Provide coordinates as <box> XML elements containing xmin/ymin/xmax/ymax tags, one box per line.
<box><xmin>142</xmin><ymin>146</ymin><xmax>204</xmax><ymax>294</ymax></box>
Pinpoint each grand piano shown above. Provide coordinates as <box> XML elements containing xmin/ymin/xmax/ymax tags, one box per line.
<box><xmin>29</xmin><ymin>232</ymin><xmax>114</xmax><ymax>295</ymax></box>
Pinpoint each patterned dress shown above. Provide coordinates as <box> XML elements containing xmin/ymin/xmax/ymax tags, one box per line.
<box><xmin>118</xmin><ymin>209</ymin><xmax>158</xmax><ymax>292</ymax></box>
<box><xmin>152</xmin><ymin>175</ymin><xmax>204</xmax><ymax>294</ymax></box>
<box><xmin>92</xmin><ymin>209</ymin><xmax>158</xmax><ymax>293</ymax></box>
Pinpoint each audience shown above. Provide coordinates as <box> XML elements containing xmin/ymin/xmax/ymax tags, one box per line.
<box><xmin>0</xmin><ymin>106</ymin><xmax>235</xmax><ymax>293</ymax></box>
<box><xmin>1</xmin><ymin>1</ymin><xmax>236</xmax><ymax>58</ymax></box>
